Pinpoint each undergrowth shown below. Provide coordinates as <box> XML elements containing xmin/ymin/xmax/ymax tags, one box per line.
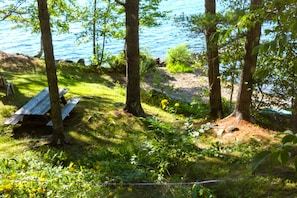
<box><xmin>1</xmin><ymin>61</ymin><xmax>297</xmax><ymax>197</ymax></box>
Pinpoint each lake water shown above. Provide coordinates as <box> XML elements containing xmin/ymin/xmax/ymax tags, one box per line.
<box><xmin>0</xmin><ymin>0</ymin><xmax>208</xmax><ymax>64</ymax></box>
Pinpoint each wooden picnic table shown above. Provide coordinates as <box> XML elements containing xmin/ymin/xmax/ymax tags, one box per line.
<box><xmin>4</xmin><ymin>87</ymin><xmax>80</xmax><ymax>126</ymax></box>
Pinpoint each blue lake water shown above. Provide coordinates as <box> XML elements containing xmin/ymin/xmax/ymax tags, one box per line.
<box><xmin>0</xmin><ymin>0</ymin><xmax>208</xmax><ymax>64</ymax></box>
<box><xmin>0</xmin><ymin>0</ymin><xmax>274</xmax><ymax>65</ymax></box>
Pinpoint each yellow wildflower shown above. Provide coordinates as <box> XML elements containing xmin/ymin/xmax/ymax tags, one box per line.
<box><xmin>127</xmin><ymin>187</ymin><xmax>133</xmax><ymax>192</ymax></box>
<box><xmin>161</xmin><ymin>99</ymin><xmax>168</xmax><ymax>109</ymax></box>
<box><xmin>174</xmin><ymin>103</ymin><xmax>180</xmax><ymax>107</ymax></box>
<box><xmin>10</xmin><ymin>174</ymin><xmax>17</xmax><ymax>179</ymax></box>
<box><xmin>37</xmin><ymin>187</ymin><xmax>45</xmax><ymax>193</ymax></box>
<box><xmin>39</xmin><ymin>177</ymin><xmax>45</xmax><ymax>183</ymax></box>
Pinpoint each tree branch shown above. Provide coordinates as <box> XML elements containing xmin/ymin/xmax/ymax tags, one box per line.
<box><xmin>1</xmin><ymin>10</ymin><xmax>26</xmax><ymax>21</ymax></box>
<box><xmin>115</xmin><ymin>0</ymin><xmax>125</xmax><ymax>7</ymax></box>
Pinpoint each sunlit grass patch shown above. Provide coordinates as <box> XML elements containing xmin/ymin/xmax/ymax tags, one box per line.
<box><xmin>0</xmin><ymin>61</ymin><xmax>296</xmax><ymax>197</ymax></box>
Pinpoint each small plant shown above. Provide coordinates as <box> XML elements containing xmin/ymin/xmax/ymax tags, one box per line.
<box><xmin>166</xmin><ymin>44</ymin><xmax>195</xmax><ymax>73</ymax></box>
<box><xmin>193</xmin><ymin>184</ymin><xmax>216</xmax><ymax>198</ymax></box>
<box><xmin>250</xmin><ymin>130</ymin><xmax>297</xmax><ymax>171</ymax></box>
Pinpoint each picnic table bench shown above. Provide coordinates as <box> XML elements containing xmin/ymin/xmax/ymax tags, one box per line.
<box><xmin>4</xmin><ymin>87</ymin><xmax>80</xmax><ymax>126</ymax></box>
<box><xmin>0</xmin><ymin>75</ymin><xmax>15</xmax><ymax>97</ymax></box>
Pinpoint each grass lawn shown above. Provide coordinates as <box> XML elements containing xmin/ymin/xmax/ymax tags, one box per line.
<box><xmin>0</xmin><ymin>61</ymin><xmax>297</xmax><ymax>197</ymax></box>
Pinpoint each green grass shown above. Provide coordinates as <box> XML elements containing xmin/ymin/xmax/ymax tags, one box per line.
<box><xmin>0</xmin><ymin>62</ymin><xmax>297</xmax><ymax>197</ymax></box>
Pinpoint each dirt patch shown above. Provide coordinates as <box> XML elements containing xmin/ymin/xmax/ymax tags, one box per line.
<box><xmin>142</xmin><ymin>67</ymin><xmax>238</xmax><ymax>103</ymax></box>
<box><xmin>0</xmin><ymin>50</ymin><xmax>42</xmax><ymax>72</ymax></box>
<box><xmin>213</xmin><ymin>116</ymin><xmax>279</xmax><ymax>144</ymax></box>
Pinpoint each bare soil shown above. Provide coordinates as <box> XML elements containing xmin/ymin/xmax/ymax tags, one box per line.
<box><xmin>143</xmin><ymin>67</ymin><xmax>279</xmax><ymax>143</ymax></box>
<box><xmin>0</xmin><ymin>50</ymin><xmax>42</xmax><ymax>72</ymax></box>
<box><xmin>142</xmin><ymin>67</ymin><xmax>238</xmax><ymax>103</ymax></box>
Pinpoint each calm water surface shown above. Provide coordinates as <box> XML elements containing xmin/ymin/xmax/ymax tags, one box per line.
<box><xmin>0</xmin><ymin>0</ymin><xmax>208</xmax><ymax>63</ymax></box>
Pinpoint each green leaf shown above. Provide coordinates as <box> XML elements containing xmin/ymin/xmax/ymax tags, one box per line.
<box><xmin>282</xmin><ymin>134</ymin><xmax>297</xmax><ymax>144</ymax></box>
<box><xmin>277</xmin><ymin>149</ymin><xmax>291</xmax><ymax>164</ymax></box>
<box><xmin>284</xmin><ymin>130</ymin><xmax>294</xmax><ymax>135</ymax></box>
<box><xmin>295</xmin><ymin>157</ymin><xmax>297</xmax><ymax>172</ymax></box>
<box><xmin>249</xmin><ymin>150</ymin><xmax>272</xmax><ymax>171</ymax></box>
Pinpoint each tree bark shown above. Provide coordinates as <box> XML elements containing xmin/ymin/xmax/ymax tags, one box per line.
<box><xmin>205</xmin><ymin>0</ymin><xmax>222</xmax><ymax>119</ymax></box>
<box><xmin>34</xmin><ymin>35</ymin><xmax>43</xmax><ymax>58</ymax></box>
<box><xmin>123</xmin><ymin>0</ymin><xmax>145</xmax><ymax>116</ymax></box>
<box><xmin>37</xmin><ymin>0</ymin><xmax>65</xmax><ymax>144</ymax></box>
<box><xmin>233</xmin><ymin>0</ymin><xmax>262</xmax><ymax>121</ymax></box>
<box><xmin>93</xmin><ymin>0</ymin><xmax>97</xmax><ymax>61</ymax></box>
<box><xmin>292</xmin><ymin>94</ymin><xmax>297</xmax><ymax>133</ymax></box>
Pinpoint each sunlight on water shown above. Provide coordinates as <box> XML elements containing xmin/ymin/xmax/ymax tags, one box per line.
<box><xmin>0</xmin><ymin>0</ymin><xmax>207</xmax><ymax>63</ymax></box>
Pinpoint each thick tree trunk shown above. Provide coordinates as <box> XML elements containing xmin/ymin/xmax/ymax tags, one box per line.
<box><xmin>123</xmin><ymin>0</ymin><xmax>145</xmax><ymax>116</ymax></box>
<box><xmin>205</xmin><ymin>0</ymin><xmax>223</xmax><ymax>119</ymax></box>
<box><xmin>37</xmin><ymin>0</ymin><xmax>65</xmax><ymax>144</ymax></box>
<box><xmin>233</xmin><ymin>0</ymin><xmax>262</xmax><ymax>121</ymax></box>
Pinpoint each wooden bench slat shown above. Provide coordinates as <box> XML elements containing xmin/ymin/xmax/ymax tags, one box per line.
<box><xmin>47</xmin><ymin>97</ymin><xmax>80</xmax><ymax>126</ymax></box>
<box><xmin>27</xmin><ymin>88</ymin><xmax>69</xmax><ymax>115</ymax></box>
<box><xmin>4</xmin><ymin>114</ymin><xmax>24</xmax><ymax>125</ymax></box>
<box><xmin>5</xmin><ymin>87</ymin><xmax>69</xmax><ymax>125</ymax></box>
<box><xmin>14</xmin><ymin>88</ymin><xmax>49</xmax><ymax>115</ymax></box>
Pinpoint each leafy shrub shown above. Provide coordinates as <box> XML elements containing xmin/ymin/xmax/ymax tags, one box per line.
<box><xmin>166</xmin><ymin>44</ymin><xmax>194</xmax><ymax>73</ymax></box>
<box><xmin>108</xmin><ymin>50</ymin><xmax>157</xmax><ymax>75</ymax></box>
<box><xmin>250</xmin><ymin>130</ymin><xmax>297</xmax><ymax>172</ymax></box>
<box><xmin>140</xmin><ymin>50</ymin><xmax>157</xmax><ymax>76</ymax></box>
<box><xmin>108</xmin><ymin>52</ymin><xmax>126</xmax><ymax>74</ymax></box>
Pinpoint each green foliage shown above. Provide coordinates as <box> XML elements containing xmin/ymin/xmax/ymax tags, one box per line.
<box><xmin>250</xmin><ymin>130</ymin><xmax>297</xmax><ymax>172</ymax></box>
<box><xmin>108</xmin><ymin>52</ymin><xmax>126</xmax><ymax>74</ymax></box>
<box><xmin>139</xmin><ymin>0</ymin><xmax>169</xmax><ymax>27</ymax></box>
<box><xmin>144</xmin><ymin>95</ymin><xmax>210</xmax><ymax>118</ymax></box>
<box><xmin>140</xmin><ymin>50</ymin><xmax>157</xmax><ymax>76</ymax></box>
<box><xmin>165</xmin><ymin>44</ymin><xmax>195</xmax><ymax>73</ymax></box>
<box><xmin>108</xmin><ymin>50</ymin><xmax>157</xmax><ymax>75</ymax></box>
<box><xmin>138</xmin><ymin>116</ymin><xmax>201</xmax><ymax>182</ymax></box>
<box><xmin>76</xmin><ymin>0</ymin><xmax>167</xmax><ymax>65</ymax></box>
<box><xmin>77</xmin><ymin>0</ymin><xmax>124</xmax><ymax>66</ymax></box>
<box><xmin>1</xmin><ymin>0</ymin><xmax>78</xmax><ymax>34</ymax></box>
<box><xmin>0</xmin><ymin>151</ymin><xmax>105</xmax><ymax>197</ymax></box>
<box><xmin>193</xmin><ymin>184</ymin><xmax>216</xmax><ymax>198</ymax></box>
<box><xmin>1</xmin><ymin>61</ymin><xmax>297</xmax><ymax>197</ymax></box>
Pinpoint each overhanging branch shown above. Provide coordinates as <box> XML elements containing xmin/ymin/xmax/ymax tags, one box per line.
<box><xmin>115</xmin><ymin>0</ymin><xmax>125</xmax><ymax>7</ymax></box>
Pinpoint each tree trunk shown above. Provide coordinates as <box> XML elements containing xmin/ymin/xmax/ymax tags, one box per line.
<box><xmin>123</xmin><ymin>0</ymin><xmax>145</xmax><ymax>116</ymax></box>
<box><xmin>205</xmin><ymin>0</ymin><xmax>222</xmax><ymax>119</ymax></box>
<box><xmin>233</xmin><ymin>0</ymin><xmax>262</xmax><ymax>121</ymax></box>
<box><xmin>37</xmin><ymin>0</ymin><xmax>65</xmax><ymax>144</ymax></box>
<box><xmin>92</xmin><ymin>0</ymin><xmax>97</xmax><ymax>64</ymax></box>
<box><xmin>292</xmin><ymin>94</ymin><xmax>297</xmax><ymax>133</ymax></box>
<box><xmin>34</xmin><ymin>35</ymin><xmax>43</xmax><ymax>58</ymax></box>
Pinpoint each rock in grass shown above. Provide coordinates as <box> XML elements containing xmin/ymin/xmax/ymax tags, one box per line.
<box><xmin>216</xmin><ymin>128</ymin><xmax>225</xmax><ymax>136</ymax></box>
<box><xmin>226</xmin><ymin>126</ymin><xmax>239</xmax><ymax>133</ymax></box>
